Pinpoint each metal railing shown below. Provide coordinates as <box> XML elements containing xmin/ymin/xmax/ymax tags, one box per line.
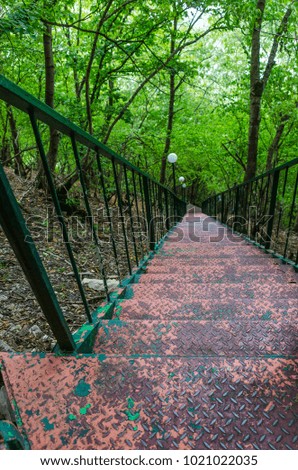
<box><xmin>0</xmin><ymin>75</ymin><xmax>186</xmax><ymax>352</ymax></box>
<box><xmin>202</xmin><ymin>158</ymin><xmax>298</xmax><ymax>268</ymax></box>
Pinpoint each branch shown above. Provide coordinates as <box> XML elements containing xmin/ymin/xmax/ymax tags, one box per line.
<box><xmin>222</xmin><ymin>143</ymin><xmax>247</xmax><ymax>171</ymax></box>
<box><xmin>262</xmin><ymin>5</ymin><xmax>293</xmax><ymax>88</ymax></box>
<box><xmin>103</xmin><ymin>18</ymin><xmax>226</xmax><ymax>143</ymax></box>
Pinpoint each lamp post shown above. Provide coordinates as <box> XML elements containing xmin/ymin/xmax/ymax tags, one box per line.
<box><xmin>182</xmin><ymin>183</ymin><xmax>186</xmax><ymax>201</ymax></box>
<box><xmin>178</xmin><ymin>176</ymin><xmax>185</xmax><ymax>200</ymax></box>
<box><xmin>167</xmin><ymin>153</ymin><xmax>177</xmax><ymax>193</ymax></box>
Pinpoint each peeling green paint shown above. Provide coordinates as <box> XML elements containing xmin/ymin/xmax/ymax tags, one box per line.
<box><xmin>123</xmin><ymin>397</ymin><xmax>140</xmax><ymax>421</ymax></box>
<box><xmin>189</xmin><ymin>422</ymin><xmax>202</xmax><ymax>430</ymax></box>
<box><xmin>124</xmin><ymin>286</ymin><xmax>134</xmax><ymax>299</ymax></box>
<box><xmin>127</xmin><ymin>397</ymin><xmax>135</xmax><ymax>409</ymax></box>
<box><xmin>98</xmin><ymin>354</ymin><xmax>107</xmax><ymax>362</ymax></box>
<box><xmin>108</xmin><ymin>318</ymin><xmax>125</xmax><ymax>327</ymax></box>
<box><xmin>124</xmin><ymin>409</ymin><xmax>140</xmax><ymax>421</ymax></box>
<box><xmin>102</xmin><ymin>324</ymin><xmax>110</xmax><ymax>337</ymax></box>
<box><xmin>74</xmin><ymin>379</ymin><xmax>91</xmax><ymax>397</ymax></box>
<box><xmin>80</xmin><ymin>404</ymin><xmax>91</xmax><ymax>415</ymax></box>
<box><xmin>261</xmin><ymin>310</ymin><xmax>272</xmax><ymax>320</ymax></box>
<box><xmin>41</xmin><ymin>417</ymin><xmax>55</xmax><ymax>431</ymax></box>
<box><xmin>11</xmin><ymin>399</ymin><xmax>23</xmax><ymax>426</ymax></box>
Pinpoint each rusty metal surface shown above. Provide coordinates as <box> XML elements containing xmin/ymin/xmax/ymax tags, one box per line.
<box><xmin>118</xmin><ymin>297</ymin><xmax>297</xmax><ymax>321</ymax></box>
<box><xmin>0</xmin><ymin>212</ymin><xmax>297</xmax><ymax>450</ymax></box>
<box><xmin>130</xmin><ymin>282</ymin><xmax>297</xmax><ymax>300</ymax></box>
<box><xmin>0</xmin><ymin>354</ymin><xmax>297</xmax><ymax>450</ymax></box>
<box><xmin>95</xmin><ymin>319</ymin><xmax>297</xmax><ymax>357</ymax></box>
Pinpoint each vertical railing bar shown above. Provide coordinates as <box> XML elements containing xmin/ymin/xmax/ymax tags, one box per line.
<box><xmin>71</xmin><ymin>135</ymin><xmax>110</xmax><ymax>302</ymax></box>
<box><xmin>131</xmin><ymin>170</ymin><xmax>144</xmax><ymax>259</ymax></box>
<box><xmin>247</xmin><ymin>180</ymin><xmax>255</xmax><ymax>240</ymax></box>
<box><xmin>244</xmin><ymin>184</ymin><xmax>249</xmax><ymax>230</ymax></box>
<box><xmin>148</xmin><ymin>179</ymin><xmax>154</xmax><ymax>238</ymax></box>
<box><xmin>263</xmin><ymin>174</ymin><xmax>271</xmax><ymax>216</ymax></box>
<box><xmin>161</xmin><ymin>187</ymin><xmax>166</xmax><ymax>236</ymax></box>
<box><xmin>264</xmin><ymin>169</ymin><xmax>280</xmax><ymax>250</ymax></box>
<box><xmin>111</xmin><ymin>156</ymin><xmax>132</xmax><ymax>275</ymax></box>
<box><xmin>160</xmin><ymin>187</ymin><xmax>164</xmax><ymax>237</ymax></box>
<box><xmin>153</xmin><ymin>183</ymin><xmax>160</xmax><ymax>242</ymax></box>
<box><xmin>143</xmin><ymin>176</ymin><xmax>155</xmax><ymax>251</ymax></box>
<box><xmin>283</xmin><ymin>169</ymin><xmax>298</xmax><ymax>259</ymax></box>
<box><xmin>138</xmin><ymin>172</ymin><xmax>147</xmax><ymax>254</ymax></box>
<box><xmin>253</xmin><ymin>179</ymin><xmax>260</xmax><ymax>242</ymax></box>
<box><xmin>155</xmin><ymin>183</ymin><xmax>162</xmax><ymax>239</ymax></box>
<box><xmin>123</xmin><ymin>165</ymin><xmax>139</xmax><ymax>266</ymax></box>
<box><xmin>276</xmin><ymin>167</ymin><xmax>288</xmax><ymax>239</ymax></box>
<box><xmin>0</xmin><ymin>162</ymin><xmax>76</xmax><ymax>352</ymax></box>
<box><xmin>95</xmin><ymin>150</ymin><xmax>121</xmax><ymax>281</ymax></box>
<box><xmin>29</xmin><ymin>110</ymin><xmax>92</xmax><ymax>323</ymax></box>
<box><xmin>160</xmin><ymin>185</ymin><xmax>166</xmax><ymax>238</ymax></box>
<box><xmin>164</xmin><ymin>189</ymin><xmax>170</xmax><ymax>232</ymax></box>
<box><xmin>221</xmin><ymin>193</ymin><xmax>224</xmax><ymax>224</ymax></box>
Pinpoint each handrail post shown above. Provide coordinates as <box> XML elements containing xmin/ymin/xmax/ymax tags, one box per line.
<box><xmin>221</xmin><ymin>193</ymin><xmax>225</xmax><ymax>223</ymax></box>
<box><xmin>264</xmin><ymin>170</ymin><xmax>280</xmax><ymax>250</ymax></box>
<box><xmin>164</xmin><ymin>189</ymin><xmax>170</xmax><ymax>231</ymax></box>
<box><xmin>0</xmin><ymin>163</ymin><xmax>76</xmax><ymax>352</ymax></box>
<box><xmin>235</xmin><ymin>186</ymin><xmax>239</xmax><ymax>218</ymax></box>
<box><xmin>143</xmin><ymin>176</ymin><xmax>155</xmax><ymax>250</ymax></box>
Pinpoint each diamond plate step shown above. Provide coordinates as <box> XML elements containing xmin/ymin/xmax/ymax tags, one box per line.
<box><xmin>130</xmin><ymin>282</ymin><xmax>297</xmax><ymax>300</ymax></box>
<box><xmin>1</xmin><ymin>353</ymin><xmax>297</xmax><ymax>450</ymax></box>
<box><xmin>118</xmin><ymin>298</ymin><xmax>297</xmax><ymax>321</ymax></box>
<box><xmin>149</xmin><ymin>257</ymin><xmax>291</xmax><ymax>267</ymax></box>
<box><xmin>144</xmin><ymin>263</ymin><xmax>295</xmax><ymax>276</ymax></box>
<box><xmin>137</xmin><ymin>272</ymin><xmax>297</xmax><ymax>284</ymax></box>
<box><xmin>159</xmin><ymin>248</ymin><xmax>270</xmax><ymax>257</ymax></box>
<box><xmin>94</xmin><ymin>320</ymin><xmax>297</xmax><ymax>357</ymax></box>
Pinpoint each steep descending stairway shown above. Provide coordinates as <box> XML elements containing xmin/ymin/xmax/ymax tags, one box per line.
<box><xmin>0</xmin><ymin>211</ymin><xmax>297</xmax><ymax>450</ymax></box>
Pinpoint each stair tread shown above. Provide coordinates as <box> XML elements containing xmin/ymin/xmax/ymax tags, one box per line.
<box><xmin>1</xmin><ymin>353</ymin><xmax>297</xmax><ymax>450</ymax></box>
<box><xmin>128</xmin><ymin>282</ymin><xmax>297</xmax><ymax>299</ymax></box>
<box><xmin>94</xmin><ymin>319</ymin><xmax>297</xmax><ymax>357</ymax></box>
<box><xmin>118</xmin><ymin>297</ymin><xmax>296</xmax><ymax>320</ymax></box>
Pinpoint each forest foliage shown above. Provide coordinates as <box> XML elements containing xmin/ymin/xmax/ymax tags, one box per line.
<box><xmin>0</xmin><ymin>0</ymin><xmax>297</xmax><ymax>203</ymax></box>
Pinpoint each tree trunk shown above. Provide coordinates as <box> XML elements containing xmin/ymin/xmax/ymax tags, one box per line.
<box><xmin>7</xmin><ymin>105</ymin><xmax>26</xmax><ymax>177</ymax></box>
<box><xmin>245</xmin><ymin>0</ymin><xmax>266</xmax><ymax>182</ymax></box>
<box><xmin>101</xmin><ymin>79</ymin><xmax>114</xmax><ymax>138</ymax></box>
<box><xmin>245</xmin><ymin>1</ymin><xmax>293</xmax><ymax>182</ymax></box>
<box><xmin>0</xmin><ymin>109</ymin><xmax>10</xmax><ymax>165</ymax></box>
<box><xmin>160</xmin><ymin>71</ymin><xmax>176</xmax><ymax>185</ymax></box>
<box><xmin>160</xmin><ymin>14</ymin><xmax>178</xmax><ymax>185</ymax></box>
<box><xmin>38</xmin><ymin>23</ymin><xmax>60</xmax><ymax>189</ymax></box>
<box><xmin>266</xmin><ymin>115</ymin><xmax>289</xmax><ymax>171</ymax></box>
<box><xmin>266</xmin><ymin>102</ymin><xmax>298</xmax><ymax>171</ymax></box>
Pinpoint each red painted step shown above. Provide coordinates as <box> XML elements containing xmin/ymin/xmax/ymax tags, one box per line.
<box><xmin>94</xmin><ymin>319</ymin><xmax>297</xmax><ymax>357</ymax></box>
<box><xmin>137</xmin><ymin>272</ymin><xmax>296</xmax><ymax>284</ymax></box>
<box><xmin>118</xmin><ymin>297</ymin><xmax>296</xmax><ymax>321</ymax></box>
<box><xmin>1</xmin><ymin>354</ymin><xmax>297</xmax><ymax>450</ymax></box>
<box><xmin>0</xmin><ymin>211</ymin><xmax>297</xmax><ymax>451</ymax></box>
<box><xmin>130</xmin><ymin>282</ymin><xmax>297</xmax><ymax>300</ymax></box>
